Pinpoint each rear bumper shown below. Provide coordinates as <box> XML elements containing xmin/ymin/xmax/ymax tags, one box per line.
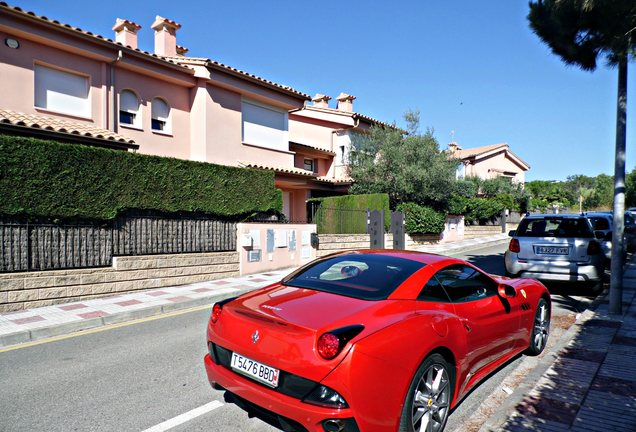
<box><xmin>204</xmin><ymin>354</ymin><xmax>357</xmax><ymax>432</ymax></box>
<box><xmin>504</xmin><ymin>252</ymin><xmax>603</xmax><ymax>283</ymax></box>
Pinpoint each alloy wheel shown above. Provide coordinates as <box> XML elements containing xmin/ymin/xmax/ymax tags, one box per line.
<box><xmin>411</xmin><ymin>363</ymin><xmax>451</xmax><ymax>432</ymax></box>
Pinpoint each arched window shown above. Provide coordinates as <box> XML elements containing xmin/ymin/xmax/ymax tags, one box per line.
<box><xmin>151</xmin><ymin>97</ymin><xmax>170</xmax><ymax>133</ymax></box>
<box><xmin>119</xmin><ymin>90</ymin><xmax>141</xmax><ymax>128</ymax></box>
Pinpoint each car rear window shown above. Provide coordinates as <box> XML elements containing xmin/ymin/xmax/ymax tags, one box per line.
<box><xmin>516</xmin><ymin>217</ymin><xmax>593</xmax><ymax>238</ymax></box>
<box><xmin>281</xmin><ymin>254</ymin><xmax>425</xmax><ymax>300</ymax></box>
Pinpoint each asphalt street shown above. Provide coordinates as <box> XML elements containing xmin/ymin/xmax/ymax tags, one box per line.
<box><xmin>0</xmin><ymin>243</ymin><xmax>597</xmax><ymax>432</ymax></box>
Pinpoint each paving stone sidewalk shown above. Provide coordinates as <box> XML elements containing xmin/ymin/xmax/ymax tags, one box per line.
<box><xmin>486</xmin><ymin>258</ymin><xmax>636</xmax><ymax>432</ymax></box>
<box><xmin>0</xmin><ymin>233</ymin><xmax>509</xmax><ymax>349</ymax></box>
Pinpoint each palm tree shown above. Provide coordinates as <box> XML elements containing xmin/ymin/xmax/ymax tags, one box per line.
<box><xmin>528</xmin><ymin>0</ymin><xmax>636</xmax><ymax>313</ymax></box>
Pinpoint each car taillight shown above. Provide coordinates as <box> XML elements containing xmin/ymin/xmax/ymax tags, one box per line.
<box><xmin>317</xmin><ymin>333</ymin><xmax>340</xmax><ymax>359</ymax></box>
<box><xmin>509</xmin><ymin>239</ymin><xmax>520</xmax><ymax>253</ymax></box>
<box><xmin>587</xmin><ymin>240</ymin><xmax>601</xmax><ymax>255</ymax></box>
<box><xmin>210</xmin><ymin>303</ymin><xmax>222</xmax><ymax>323</ymax></box>
<box><xmin>316</xmin><ymin>324</ymin><xmax>365</xmax><ymax>360</ymax></box>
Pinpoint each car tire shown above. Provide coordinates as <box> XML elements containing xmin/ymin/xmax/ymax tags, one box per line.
<box><xmin>399</xmin><ymin>353</ymin><xmax>455</xmax><ymax>432</ymax></box>
<box><xmin>526</xmin><ymin>298</ymin><xmax>550</xmax><ymax>356</ymax></box>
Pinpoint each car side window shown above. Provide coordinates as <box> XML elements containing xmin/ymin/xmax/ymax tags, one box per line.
<box><xmin>433</xmin><ymin>264</ymin><xmax>498</xmax><ymax>303</ymax></box>
<box><xmin>417</xmin><ymin>276</ymin><xmax>451</xmax><ymax>302</ymax></box>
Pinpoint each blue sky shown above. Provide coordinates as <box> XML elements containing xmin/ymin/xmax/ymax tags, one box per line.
<box><xmin>16</xmin><ymin>0</ymin><xmax>636</xmax><ymax>181</ymax></box>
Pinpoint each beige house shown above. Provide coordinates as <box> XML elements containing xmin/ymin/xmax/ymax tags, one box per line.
<box><xmin>0</xmin><ymin>3</ymin><xmax>388</xmax><ymax>223</ymax></box>
<box><xmin>449</xmin><ymin>142</ymin><xmax>530</xmax><ymax>184</ymax></box>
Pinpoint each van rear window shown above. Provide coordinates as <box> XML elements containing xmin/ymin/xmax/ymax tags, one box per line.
<box><xmin>516</xmin><ymin>217</ymin><xmax>593</xmax><ymax>238</ymax></box>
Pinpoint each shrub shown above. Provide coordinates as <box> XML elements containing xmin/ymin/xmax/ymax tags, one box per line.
<box><xmin>0</xmin><ymin>135</ymin><xmax>281</xmax><ymax>220</ymax></box>
<box><xmin>396</xmin><ymin>202</ymin><xmax>445</xmax><ymax>234</ymax></box>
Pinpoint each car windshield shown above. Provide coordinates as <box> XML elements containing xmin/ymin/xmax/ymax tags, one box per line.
<box><xmin>281</xmin><ymin>254</ymin><xmax>425</xmax><ymax>300</ymax></box>
<box><xmin>516</xmin><ymin>217</ymin><xmax>593</xmax><ymax>238</ymax></box>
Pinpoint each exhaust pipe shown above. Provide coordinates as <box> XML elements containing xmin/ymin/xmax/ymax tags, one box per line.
<box><xmin>323</xmin><ymin>419</ymin><xmax>345</xmax><ymax>432</ymax></box>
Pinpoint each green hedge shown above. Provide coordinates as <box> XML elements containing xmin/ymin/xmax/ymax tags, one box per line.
<box><xmin>449</xmin><ymin>195</ymin><xmax>505</xmax><ymax>225</ymax></box>
<box><xmin>0</xmin><ymin>135</ymin><xmax>281</xmax><ymax>220</ymax></box>
<box><xmin>396</xmin><ymin>202</ymin><xmax>445</xmax><ymax>234</ymax></box>
<box><xmin>308</xmin><ymin>193</ymin><xmax>390</xmax><ymax>233</ymax></box>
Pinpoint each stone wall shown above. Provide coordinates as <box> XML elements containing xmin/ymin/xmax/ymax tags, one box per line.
<box><xmin>0</xmin><ymin>251</ymin><xmax>239</xmax><ymax>312</ymax></box>
<box><xmin>316</xmin><ymin>233</ymin><xmax>443</xmax><ymax>257</ymax></box>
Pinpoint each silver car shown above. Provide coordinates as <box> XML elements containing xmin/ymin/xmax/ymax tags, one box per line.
<box><xmin>504</xmin><ymin>214</ymin><xmax>605</xmax><ymax>293</ymax></box>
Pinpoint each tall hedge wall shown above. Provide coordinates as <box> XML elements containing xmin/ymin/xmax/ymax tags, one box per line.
<box><xmin>0</xmin><ymin>136</ymin><xmax>281</xmax><ymax>220</ymax></box>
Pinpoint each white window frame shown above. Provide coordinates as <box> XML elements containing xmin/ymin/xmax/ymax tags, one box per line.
<box><xmin>241</xmin><ymin>99</ymin><xmax>288</xmax><ymax>152</ymax></box>
<box><xmin>151</xmin><ymin>97</ymin><xmax>171</xmax><ymax>134</ymax></box>
<box><xmin>119</xmin><ymin>89</ymin><xmax>142</xmax><ymax>129</ymax></box>
<box><xmin>34</xmin><ymin>63</ymin><xmax>90</xmax><ymax>118</ymax></box>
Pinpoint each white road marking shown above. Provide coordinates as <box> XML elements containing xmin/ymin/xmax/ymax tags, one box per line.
<box><xmin>141</xmin><ymin>400</ymin><xmax>224</xmax><ymax>432</ymax></box>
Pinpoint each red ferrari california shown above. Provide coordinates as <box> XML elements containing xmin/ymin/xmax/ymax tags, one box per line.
<box><xmin>204</xmin><ymin>250</ymin><xmax>550</xmax><ymax>432</ymax></box>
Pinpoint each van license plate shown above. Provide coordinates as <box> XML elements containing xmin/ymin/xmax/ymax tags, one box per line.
<box><xmin>536</xmin><ymin>246</ymin><xmax>568</xmax><ymax>255</ymax></box>
<box><xmin>231</xmin><ymin>352</ymin><xmax>279</xmax><ymax>388</ymax></box>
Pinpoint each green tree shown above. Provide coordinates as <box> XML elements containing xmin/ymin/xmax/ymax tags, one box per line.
<box><xmin>348</xmin><ymin>111</ymin><xmax>458</xmax><ymax>210</ymax></box>
<box><xmin>528</xmin><ymin>0</ymin><xmax>636</xmax><ymax>312</ymax></box>
<box><xmin>626</xmin><ymin>168</ymin><xmax>636</xmax><ymax>207</ymax></box>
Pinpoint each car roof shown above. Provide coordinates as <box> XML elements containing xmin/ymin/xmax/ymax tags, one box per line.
<box><xmin>322</xmin><ymin>249</ymin><xmax>454</xmax><ymax>265</ymax></box>
<box><xmin>523</xmin><ymin>213</ymin><xmax>586</xmax><ymax>219</ymax></box>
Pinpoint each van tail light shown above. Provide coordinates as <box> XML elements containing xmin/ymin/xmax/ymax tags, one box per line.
<box><xmin>316</xmin><ymin>325</ymin><xmax>364</xmax><ymax>360</ymax></box>
<box><xmin>587</xmin><ymin>240</ymin><xmax>601</xmax><ymax>255</ymax></box>
<box><xmin>509</xmin><ymin>239</ymin><xmax>520</xmax><ymax>253</ymax></box>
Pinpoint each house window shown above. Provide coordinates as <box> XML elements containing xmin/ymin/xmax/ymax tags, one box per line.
<box><xmin>303</xmin><ymin>158</ymin><xmax>315</xmax><ymax>172</ymax></box>
<box><xmin>242</xmin><ymin>100</ymin><xmax>288</xmax><ymax>152</ymax></box>
<box><xmin>456</xmin><ymin>163</ymin><xmax>466</xmax><ymax>180</ymax></box>
<box><xmin>119</xmin><ymin>90</ymin><xmax>141</xmax><ymax>128</ymax></box>
<box><xmin>151</xmin><ymin>97</ymin><xmax>170</xmax><ymax>133</ymax></box>
<box><xmin>34</xmin><ymin>64</ymin><xmax>90</xmax><ymax>117</ymax></box>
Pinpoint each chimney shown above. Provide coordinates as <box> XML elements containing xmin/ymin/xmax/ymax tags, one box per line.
<box><xmin>311</xmin><ymin>93</ymin><xmax>331</xmax><ymax>109</ymax></box>
<box><xmin>176</xmin><ymin>45</ymin><xmax>189</xmax><ymax>56</ymax></box>
<box><xmin>112</xmin><ymin>18</ymin><xmax>141</xmax><ymax>49</ymax></box>
<box><xmin>336</xmin><ymin>93</ymin><xmax>356</xmax><ymax>112</ymax></box>
<box><xmin>448</xmin><ymin>142</ymin><xmax>462</xmax><ymax>153</ymax></box>
<box><xmin>151</xmin><ymin>16</ymin><xmax>182</xmax><ymax>57</ymax></box>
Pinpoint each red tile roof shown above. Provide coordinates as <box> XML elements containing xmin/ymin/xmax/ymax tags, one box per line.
<box><xmin>0</xmin><ymin>109</ymin><xmax>136</xmax><ymax>145</ymax></box>
<box><xmin>1</xmin><ymin>3</ymin><xmax>193</xmax><ymax>71</ymax></box>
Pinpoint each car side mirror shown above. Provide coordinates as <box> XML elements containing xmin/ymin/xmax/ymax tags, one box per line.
<box><xmin>508</xmin><ymin>230</ymin><xmax>516</xmax><ymax>237</ymax></box>
<box><xmin>498</xmin><ymin>284</ymin><xmax>516</xmax><ymax>298</ymax></box>
<box><xmin>594</xmin><ymin>230</ymin><xmax>607</xmax><ymax>240</ymax></box>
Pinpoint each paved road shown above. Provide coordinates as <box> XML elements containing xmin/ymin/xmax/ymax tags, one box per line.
<box><xmin>0</xmin><ymin>243</ymin><xmax>596</xmax><ymax>432</ymax></box>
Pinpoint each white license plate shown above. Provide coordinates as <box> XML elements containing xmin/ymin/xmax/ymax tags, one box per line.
<box><xmin>536</xmin><ymin>246</ymin><xmax>569</xmax><ymax>255</ymax></box>
<box><xmin>231</xmin><ymin>352</ymin><xmax>280</xmax><ymax>388</ymax></box>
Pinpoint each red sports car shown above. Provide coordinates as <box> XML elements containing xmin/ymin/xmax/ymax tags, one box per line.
<box><xmin>204</xmin><ymin>250</ymin><xmax>551</xmax><ymax>432</ymax></box>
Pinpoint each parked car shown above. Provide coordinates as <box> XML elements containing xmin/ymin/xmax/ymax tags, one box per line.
<box><xmin>585</xmin><ymin>211</ymin><xmax>636</xmax><ymax>255</ymax></box>
<box><xmin>504</xmin><ymin>213</ymin><xmax>605</xmax><ymax>293</ymax></box>
<box><xmin>205</xmin><ymin>250</ymin><xmax>551</xmax><ymax>432</ymax></box>
<box><xmin>585</xmin><ymin>212</ymin><xmax>614</xmax><ymax>263</ymax></box>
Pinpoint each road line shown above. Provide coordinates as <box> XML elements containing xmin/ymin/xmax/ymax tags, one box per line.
<box><xmin>0</xmin><ymin>304</ymin><xmax>212</xmax><ymax>353</ymax></box>
<box><xmin>141</xmin><ymin>401</ymin><xmax>224</xmax><ymax>432</ymax></box>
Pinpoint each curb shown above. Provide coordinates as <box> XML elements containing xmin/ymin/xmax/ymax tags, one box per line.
<box><xmin>477</xmin><ymin>272</ymin><xmax>624</xmax><ymax>432</ymax></box>
<box><xmin>477</xmin><ymin>307</ymin><xmax>596</xmax><ymax>432</ymax></box>
<box><xmin>0</xmin><ymin>288</ymin><xmax>254</xmax><ymax>348</ymax></box>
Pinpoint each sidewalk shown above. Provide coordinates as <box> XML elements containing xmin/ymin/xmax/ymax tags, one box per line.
<box><xmin>482</xmin><ymin>257</ymin><xmax>636</xmax><ymax>432</ymax></box>
<box><xmin>0</xmin><ymin>234</ymin><xmax>509</xmax><ymax>349</ymax></box>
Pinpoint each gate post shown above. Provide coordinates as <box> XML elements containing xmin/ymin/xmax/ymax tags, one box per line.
<box><xmin>367</xmin><ymin>210</ymin><xmax>385</xmax><ymax>249</ymax></box>
<box><xmin>391</xmin><ymin>211</ymin><xmax>405</xmax><ymax>250</ymax></box>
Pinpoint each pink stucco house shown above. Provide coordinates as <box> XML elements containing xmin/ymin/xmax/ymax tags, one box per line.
<box><xmin>449</xmin><ymin>142</ymin><xmax>530</xmax><ymax>184</ymax></box>
<box><xmin>0</xmin><ymin>3</ymin><xmax>387</xmax><ymax>222</ymax></box>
